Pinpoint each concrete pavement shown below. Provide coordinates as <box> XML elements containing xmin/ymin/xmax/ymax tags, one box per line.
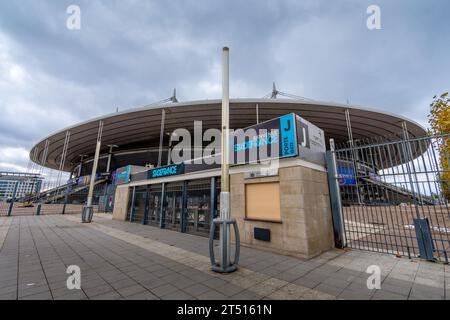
<box><xmin>0</xmin><ymin>214</ymin><xmax>448</xmax><ymax>300</ymax></box>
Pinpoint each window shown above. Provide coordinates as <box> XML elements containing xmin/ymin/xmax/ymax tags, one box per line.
<box><xmin>245</xmin><ymin>182</ymin><xmax>281</xmax><ymax>222</ymax></box>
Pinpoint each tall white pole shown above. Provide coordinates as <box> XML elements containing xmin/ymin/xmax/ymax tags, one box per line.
<box><xmin>209</xmin><ymin>47</ymin><xmax>239</xmax><ymax>273</ymax></box>
<box><xmin>220</xmin><ymin>47</ymin><xmax>231</xmax><ymax>267</ymax></box>
<box><xmin>86</xmin><ymin>140</ymin><xmax>101</xmax><ymax>207</ymax></box>
<box><xmin>83</xmin><ymin>121</ymin><xmax>103</xmax><ymax>222</ymax></box>
<box><xmin>221</xmin><ymin>47</ymin><xmax>230</xmax><ymax>218</ymax></box>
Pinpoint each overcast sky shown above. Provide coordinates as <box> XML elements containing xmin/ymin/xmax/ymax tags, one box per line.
<box><xmin>0</xmin><ymin>0</ymin><xmax>449</xmax><ymax>174</ymax></box>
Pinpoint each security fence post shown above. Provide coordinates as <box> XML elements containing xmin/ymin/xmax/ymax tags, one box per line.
<box><xmin>7</xmin><ymin>182</ymin><xmax>19</xmax><ymax>217</ymax></box>
<box><xmin>326</xmin><ymin>139</ymin><xmax>346</xmax><ymax>248</ymax></box>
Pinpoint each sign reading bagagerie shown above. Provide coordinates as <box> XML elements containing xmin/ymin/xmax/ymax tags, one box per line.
<box><xmin>231</xmin><ymin>113</ymin><xmax>298</xmax><ymax>164</ymax></box>
<box><xmin>230</xmin><ymin>113</ymin><xmax>325</xmax><ymax>165</ymax></box>
<box><xmin>147</xmin><ymin>163</ymin><xmax>185</xmax><ymax>179</ymax></box>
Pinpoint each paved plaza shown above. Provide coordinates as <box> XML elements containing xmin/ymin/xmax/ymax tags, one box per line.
<box><xmin>0</xmin><ymin>214</ymin><xmax>448</xmax><ymax>300</ymax></box>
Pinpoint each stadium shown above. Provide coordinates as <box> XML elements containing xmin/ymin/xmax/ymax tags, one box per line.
<box><xmin>21</xmin><ymin>96</ymin><xmax>449</xmax><ymax>262</ymax></box>
<box><xmin>29</xmin><ymin>98</ymin><xmax>426</xmax><ymax>173</ymax></box>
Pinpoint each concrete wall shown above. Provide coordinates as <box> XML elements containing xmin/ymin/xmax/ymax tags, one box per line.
<box><xmin>112</xmin><ymin>186</ymin><xmax>130</xmax><ymax>221</ymax></box>
<box><xmin>231</xmin><ymin>165</ymin><xmax>334</xmax><ymax>259</ymax></box>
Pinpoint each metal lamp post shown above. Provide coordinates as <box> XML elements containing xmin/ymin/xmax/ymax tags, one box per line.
<box><xmin>209</xmin><ymin>47</ymin><xmax>240</xmax><ymax>273</ymax></box>
<box><xmin>82</xmin><ymin>121</ymin><xmax>103</xmax><ymax>223</ymax></box>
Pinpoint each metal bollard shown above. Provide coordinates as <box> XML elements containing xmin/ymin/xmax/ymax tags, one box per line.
<box><xmin>82</xmin><ymin>206</ymin><xmax>94</xmax><ymax>223</ymax></box>
<box><xmin>35</xmin><ymin>203</ymin><xmax>42</xmax><ymax>216</ymax></box>
<box><xmin>209</xmin><ymin>218</ymin><xmax>240</xmax><ymax>273</ymax></box>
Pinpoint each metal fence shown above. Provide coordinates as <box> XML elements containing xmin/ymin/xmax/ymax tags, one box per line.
<box><xmin>0</xmin><ymin>180</ymin><xmax>110</xmax><ymax>217</ymax></box>
<box><xmin>329</xmin><ymin>133</ymin><xmax>450</xmax><ymax>263</ymax></box>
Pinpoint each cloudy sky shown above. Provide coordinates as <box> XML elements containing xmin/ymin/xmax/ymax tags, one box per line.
<box><xmin>0</xmin><ymin>0</ymin><xmax>449</xmax><ymax>175</ymax></box>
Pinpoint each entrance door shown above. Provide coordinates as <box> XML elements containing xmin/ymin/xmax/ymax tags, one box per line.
<box><xmin>186</xmin><ymin>180</ymin><xmax>212</xmax><ymax>236</ymax></box>
<box><xmin>164</xmin><ymin>183</ymin><xmax>183</xmax><ymax>230</ymax></box>
<box><xmin>146</xmin><ymin>184</ymin><xmax>162</xmax><ymax>226</ymax></box>
<box><xmin>129</xmin><ymin>186</ymin><xmax>146</xmax><ymax>223</ymax></box>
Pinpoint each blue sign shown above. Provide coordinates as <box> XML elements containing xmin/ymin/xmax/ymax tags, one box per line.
<box><xmin>115</xmin><ymin>165</ymin><xmax>131</xmax><ymax>185</ymax></box>
<box><xmin>148</xmin><ymin>163</ymin><xmax>185</xmax><ymax>179</ymax></box>
<box><xmin>231</xmin><ymin>113</ymin><xmax>299</xmax><ymax>164</ymax></box>
<box><xmin>280</xmin><ymin>114</ymin><xmax>297</xmax><ymax>157</ymax></box>
<box><xmin>338</xmin><ymin>167</ymin><xmax>356</xmax><ymax>186</ymax></box>
<box><xmin>234</xmin><ymin>131</ymin><xmax>278</xmax><ymax>152</ymax></box>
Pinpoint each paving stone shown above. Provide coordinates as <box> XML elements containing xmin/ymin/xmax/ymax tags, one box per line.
<box><xmin>231</xmin><ymin>290</ymin><xmax>262</xmax><ymax>300</ymax></box>
<box><xmin>372</xmin><ymin>290</ymin><xmax>407</xmax><ymax>300</ymax></box>
<box><xmin>126</xmin><ymin>291</ymin><xmax>159</xmax><ymax>300</ymax></box>
<box><xmin>1</xmin><ymin>215</ymin><xmax>448</xmax><ymax>301</ymax></box>
<box><xmin>152</xmin><ymin>283</ymin><xmax>179</xmax><ymax>297</ymax></box>
<box><xmin>292</xmin><ymin>277</ymin><xmax>321</xmax><ymax>289</ymax></box>
<box><xmin>110</xmin><ymin>278</ymin><xmax>139</xmax><ymax>290</ymax></box>
<box><xmin>315</xmin><ymin>284</ymin><xmax>345</xmax><ymax>297</ymax></box>
<box><xmin>90</xmin><ymin>292</ymin><xmax>123</xmax><ymax>300</ymax></box>
<box><xmin>18</xmin><ymin>284</ymin><xmax>51</xmax><ymax>298</ymax></box>
<box><xmin>196</xmin><ymin>290</ymin><xmax>228</xmax><ymax>300</ymax></box>
<box><xmin>214</xmin><ymin>283</ymin><xmax>245</xmax><ymax>297</ymax></box>
<box><xmin>338</xmin><ymin>288</ymin><xmax>374</xmax><ymax>300</ymax></box>
<box><xmin>83</xmin><ymin>284</ymin><xmax>116</xmax><ymax>298</ymax></box>
<box><xmin>183</xmin><ymin>283</ymin><xmax>211</xmax><ymax>297</ymax></box>
<box><xmin>202</xmin><ymin>277</ymin><xmax>228</xmax><ymax>289</ymax></box>
<box><xmin>54</xmin><ymin>291</ymin><xmax>88</xmax><ymax>300</ymax></box>
<box><xmin>0</xmin><ymin>291</ymin><xmax>17</xmax><ymax>300</ymax></box>
<box><xmin>19</xmin><ymin>291</ymin><xmax>53</xmax><ymax>300</ymax></box>
<box><xmin>161</xmin><ymin>290</ymin><xmax>194</xmax><ymax>300</ymax></box>
<box><xmin>116</xmin><ymin>285</ymin><xmax>147</xmax><ymax>297</ymax></box>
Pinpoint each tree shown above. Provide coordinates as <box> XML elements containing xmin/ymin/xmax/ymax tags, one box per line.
<box><xmin>428</xmin><ymin>92</ymin><xmax>450</xmax><ymax>201</ymax></box>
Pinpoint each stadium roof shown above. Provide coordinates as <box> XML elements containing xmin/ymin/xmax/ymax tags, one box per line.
<box><xmin>30</xmin><ymin>98</ymin><xmax>427</xmax><ymax>172</ymax></box>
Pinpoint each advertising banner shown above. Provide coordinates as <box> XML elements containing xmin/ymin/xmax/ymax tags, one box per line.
<box><xmin>114</xmin><ymin>165</ymin><xmax>131</xmax><ymax>185</ymax></box>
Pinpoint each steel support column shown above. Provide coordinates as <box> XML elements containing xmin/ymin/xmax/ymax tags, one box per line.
<box><xmin>7</xmin><ymin>182</ymin><xmax>19</xmax><ymax>217</ymax></box>
<box><xmin>159</xmin><ymin>183</ymin><xmax>166</xmax><ymax>228</ymax></box>
<box><xmin>180</xmin><ymin>180</ymin><xmax>188</xmax><ymax>233</ymax></box>
<box><xmin>82</xmin><ymin>121</ymin><xmax>103</xmax><ymax>223</ymax></box>
<box><xmin>129</xmin><ymin>186</ymin><xmax>136</xmax><ymax>222</ymax></box>
<box><xmin>142</xmin><ymin>185</ymin><xmax>150</xmax><ymax>225</ymax></box>
<box><xmin>157</xmin><ymin>109</ymin><xmax>166</xmax><ymax>168</ymax></box>
<box><xmin>326</xmin><ymin>139</ymin><xmax>346</xmax><ymax>248</ymax></box>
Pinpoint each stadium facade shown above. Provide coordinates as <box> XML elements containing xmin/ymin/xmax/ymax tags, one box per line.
<box><xmin>28</xmin><ymin>98</ymin><xmax>428</xmax><ymax>259</ymax></box>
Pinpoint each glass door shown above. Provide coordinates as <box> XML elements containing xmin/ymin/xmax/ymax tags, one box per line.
<box><xmin>146</xmin><ymin>184</ymin><xmax>162</xmax><ymax>226</ymax></box>
<box><xmin>186</xmin><ymin>180</ymin><xmax>212</xmax><ymax>236</ymax></box>
<box><xmin>164</xmin><ymin>183</ymin><xmax>183</xmax><ymax>230</ymax></box>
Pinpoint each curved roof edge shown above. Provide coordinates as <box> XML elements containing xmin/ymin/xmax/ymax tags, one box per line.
<box><xmin>31</xmin><ymin>98</ymin><xmax>427</xmax><ymax>150</ymax></box>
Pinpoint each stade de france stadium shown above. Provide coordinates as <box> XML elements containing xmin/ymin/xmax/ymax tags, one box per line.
<box><xmin>28</xmin><ymin>97</ymin><xmax>443</xmax><ymax>260</ymax></box>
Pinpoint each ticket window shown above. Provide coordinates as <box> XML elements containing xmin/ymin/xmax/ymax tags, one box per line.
<box><xmin>245</xmin><ymin>182</ymin><xmax>281</xmax><ymax>222</ymax></box>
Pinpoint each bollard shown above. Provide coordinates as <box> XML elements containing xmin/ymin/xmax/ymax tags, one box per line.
<box><xmin>82</xmin><ymin>206</ymin><xmax>94</xmax><ymax>223</ymax></box>
<box><xmin>209</xmin><ymin>218</ymin><xmax>240</xmax><ymax>273</ymax></box>
<box><xmin>35</xmin><ymin>203</ymin><xmax>42</xmax><ymax>216</ymax></box>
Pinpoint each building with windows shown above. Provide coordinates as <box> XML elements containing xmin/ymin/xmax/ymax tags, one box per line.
<box><xmin>0</xmin><ymin>172</ymin><xmax>42</xmax><ymax>200</ymax></box>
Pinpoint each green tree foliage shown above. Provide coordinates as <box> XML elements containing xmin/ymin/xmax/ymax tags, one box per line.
<box><xmin>428</xmin><ymin>92</ymin><xmax>450</xmax><ymax>200</ymax></box>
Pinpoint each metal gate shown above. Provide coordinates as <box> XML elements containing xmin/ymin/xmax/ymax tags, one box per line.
<box><xmin>327</xmin><ymin>133</ymin><xmax>450</xmax><ymax>263</ymax></box>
